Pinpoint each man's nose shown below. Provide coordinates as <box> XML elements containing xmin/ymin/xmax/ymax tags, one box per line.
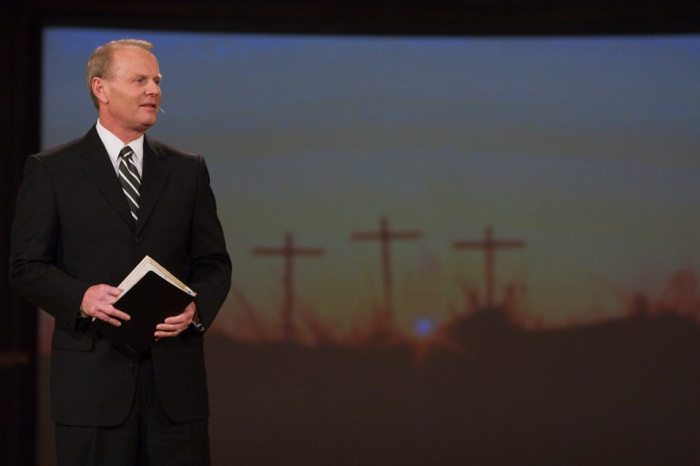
<box><xmin>146</xmin><ymin>80</ymin><xmax>160</xmax><ymax>95</ymax></box>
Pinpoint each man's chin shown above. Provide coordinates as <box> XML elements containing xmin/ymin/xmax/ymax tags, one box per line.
<box><xmin>138</xmin><ymin>118</ymin><xmax>157</xmax><ymax>131</ymax></box>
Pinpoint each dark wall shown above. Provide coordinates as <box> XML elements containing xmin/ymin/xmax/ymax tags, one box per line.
<box><xmin>1</xmin><ymin>2</ymin><xmax>699</xmax><ymax>465</ymax></box>
<box><xmin>1</xmin><ymin>4</ymin><xmax>40</xmax><ymax>466</ymax></box>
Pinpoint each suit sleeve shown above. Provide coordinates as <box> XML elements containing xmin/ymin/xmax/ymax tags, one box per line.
<box><xmin>9</xmin><ymin>155</ymin><xmax>90</xmax><ymax>330</ymax></box>
<box><xmin>186</xmin><ymin>155</ymin><xmax>232</xmax><ymax>330</ymax></box>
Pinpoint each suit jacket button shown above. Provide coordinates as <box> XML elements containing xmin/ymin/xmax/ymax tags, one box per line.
<box><xmin>135</xmin><ymin>235</ymin><xmax>143</xmax><ymax>243</ymax></box>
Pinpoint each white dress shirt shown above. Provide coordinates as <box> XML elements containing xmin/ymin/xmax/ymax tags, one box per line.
<box><xmin>95</xmin><ymin>119</ymin><xmax>144</xmax><ymax>178</ymax></box>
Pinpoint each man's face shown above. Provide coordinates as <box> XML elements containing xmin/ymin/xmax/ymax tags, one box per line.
<box><xmin>99</xmin><ymin>46</ymin><xmax>162</xmax><ymax>136</ymax></box>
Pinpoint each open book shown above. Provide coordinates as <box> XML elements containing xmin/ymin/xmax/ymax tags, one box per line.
<box><xmin>91</xmin><ymin>255</ymin><xmax>197</xmax><ymax>356</ymax></box>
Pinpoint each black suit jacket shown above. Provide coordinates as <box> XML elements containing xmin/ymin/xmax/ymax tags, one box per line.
<box><xmin>9</xmin><ymin>126</ymin><xmax>231</xmax><ymax>426</ymax></box>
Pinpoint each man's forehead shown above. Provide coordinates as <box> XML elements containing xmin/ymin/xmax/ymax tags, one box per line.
<box><xmin>111</xmin><ymin>47</ymin><xmax>160</xmax><ymax>74</ymax></box>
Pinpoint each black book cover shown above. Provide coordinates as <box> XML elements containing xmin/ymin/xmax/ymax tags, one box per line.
<box><xmin>91</xmin><ymin>270</ymin><xmax>194</xmax><ymax>356</ymax></box>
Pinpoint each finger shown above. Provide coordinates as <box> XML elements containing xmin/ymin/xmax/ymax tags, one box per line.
<box><xmin>105</xmin><ymin>286</ymin><xmax>124</xmax><ymax>297</ymax></box>
<box><xmin>154</xmin><ymin>328</ymin><xmax>182</xmax><ymax>339</ymax></box>
<box><xmin>103</xmin><ymin>295</ymin><xmax>121</xmax><ymax>305</ymax></box>
<box><xmin>104</xmin><ymin>305</ymin><xmax>131</xmax><ymax>321</ymax></box>
<box><xmin>164</xmin><ymin>303</ymin><xmax>195</xmax><ymax>323</ymax></box>
<box><xmin>163</xmin><ymin>314</ymin><xmax>187</xmax><ymax>324</ymax></box>
<box><xmin>87</xmin><ymin>303</ymin><xmax>130</xmax><ymax>324</ymax></box>
<box><xmin>93</xmin><ymin>310</ymin><xmax>123</xmax><ymax>327</ymax></box>
<box><xmin>92</xmin><ymin>285</ymin><xmax>122</xmax><ymax>299</ymax></box>
<box><xmin>156</xmin><ymin>322</ymin><xmax>181</xmax><ymax>332</ymax></box>
<box><xmin>103</xmin><ymin>291</ymin><xmax>122</xmax><ymax>304</ymax></box>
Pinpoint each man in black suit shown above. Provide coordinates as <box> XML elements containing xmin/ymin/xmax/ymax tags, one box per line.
<box><xmin>9</xmin><ymin>39</ymin><xmax>231</xmax><ymax>465</ymax></box>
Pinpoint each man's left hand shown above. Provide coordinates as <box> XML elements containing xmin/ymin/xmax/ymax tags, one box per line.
<box><xmin>155</xmin><ymin>301</ymin><xmax>196</xmax><ymax>339</ymax></box>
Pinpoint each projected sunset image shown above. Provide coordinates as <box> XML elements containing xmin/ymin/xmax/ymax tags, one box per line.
<box><xmin>38</xmin><ymin>28</ymin><xmax>700</xmax><ymax>465</ymax></box>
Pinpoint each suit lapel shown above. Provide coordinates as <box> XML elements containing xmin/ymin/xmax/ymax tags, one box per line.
<box><xmin>79</xmin><ymin>127</ymin><xmax>135</xmax><ymax>229</ymax></box>
<box><xmin>135</xmin><ymin>136</ymin><xmax>170</xmax><ymax>234</ymax></box>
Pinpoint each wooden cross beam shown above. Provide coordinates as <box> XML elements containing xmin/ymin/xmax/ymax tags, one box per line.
<box><xmin>453</xmin><ymin>226</ymin><xmax>524</xmax><ymax>309</ymax></box>
<box><xmin>253</xmin><ymin>232</ymin><xmax>324</xmax><ymax>341</ymax></box>
<box><xmin>351</xmin><ymin>216</ymin><xmax>424</xmax><ymax>328</ymax></box>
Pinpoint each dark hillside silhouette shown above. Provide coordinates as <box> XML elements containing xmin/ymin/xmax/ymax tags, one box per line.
<box><xmin>206</xmin><ymin>308</ymin><xmax>700</xmax><ymax>465</ymax></box>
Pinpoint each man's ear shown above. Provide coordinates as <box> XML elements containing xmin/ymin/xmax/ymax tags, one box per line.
<box><xmin>92</xmin><ymin>77</ymin><xmax>109</xmax><ymax>105</ymax></box>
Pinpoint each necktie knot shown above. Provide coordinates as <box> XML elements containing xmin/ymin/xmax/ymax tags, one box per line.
<box><xmin>119</xmin><ymin>145</ymin><xmax>135</xmax><ymax>161</ymax></box>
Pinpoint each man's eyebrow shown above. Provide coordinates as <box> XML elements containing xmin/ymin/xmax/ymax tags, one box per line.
<box><xmin>130</xmin><ymin>73</ymin><xmax>162</xmax><ymax>79</ymax></box>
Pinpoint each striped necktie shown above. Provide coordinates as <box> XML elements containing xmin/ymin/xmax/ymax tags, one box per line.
<box><xmin>118</xmin><ymin>146</ymin><xmax>141</xmax><ymax>222</ymax></box>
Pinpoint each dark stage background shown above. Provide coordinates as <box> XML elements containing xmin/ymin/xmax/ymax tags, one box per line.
<box><xmin>3</xmin><ymin>2</ymin><xmax>700</xmax><ymax>466</ymax></box>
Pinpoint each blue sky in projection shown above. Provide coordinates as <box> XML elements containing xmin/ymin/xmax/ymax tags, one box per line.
<box><xmin>42</xmin><ymin>28</ymin><xmax>700</xmax><ymax>335</ymax></box>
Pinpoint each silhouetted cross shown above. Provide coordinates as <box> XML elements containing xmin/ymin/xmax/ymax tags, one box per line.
<box><xmin>453</xmin><ymin>226</ymin><xmax>524</xmax><ymax>309</ymax></box>
<box><xmin>351</xmin><ymin>216</ymin><xmax>424</xmax><ymax>328</ymax></box>
<box><xmin>253</xmin><ymin>232</ymin><xmax>324</xmax><ymax>341</ymax></box>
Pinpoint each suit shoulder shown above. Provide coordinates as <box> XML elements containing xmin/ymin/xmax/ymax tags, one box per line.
<box><xmin>31</xmin><ymin>136</ymin><xmax>84</xmax><ymax>162</ymax></box>
<box><xmin>30</xmin><ymin>126</ymin><xmax>102</xmax><ymax>166</ymax></box>
<box><xmin>146</xmin><ymin>137</ymin><xmax>204</xmax><ymax>165</ymax></box>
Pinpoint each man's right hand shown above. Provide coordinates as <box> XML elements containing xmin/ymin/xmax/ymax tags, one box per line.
<box><xmin>80</xmin><ymin>284</ymin><xmax>130</xmax><ymax>327</ymax></box>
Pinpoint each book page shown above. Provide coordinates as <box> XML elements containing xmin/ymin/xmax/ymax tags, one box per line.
<box><xmin>143</xmin><ymin>256</ymin><xmax>197</xmax><ymax>296</ymax></box>
<box><xmin>117</xmin><ymin>255</ymin><xmax>196</xmax><ymax>297</ymax></box>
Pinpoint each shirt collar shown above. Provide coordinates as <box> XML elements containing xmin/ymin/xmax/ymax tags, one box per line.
<box><xmin>95</xmin><ymin>119</ymin><xmax>145</xmax><ymax>170</ymax></box>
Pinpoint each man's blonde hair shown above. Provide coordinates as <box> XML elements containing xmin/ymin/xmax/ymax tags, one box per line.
<box><xmin>86</xmin><ymin>39</ymin><xmax>154</xmax><ymax>109</ymax></box>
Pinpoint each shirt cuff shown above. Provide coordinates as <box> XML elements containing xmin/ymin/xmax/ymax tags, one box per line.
<box><xmin>190</xmin><ymin>311</ymin><xmax>205</xmax><ymax>333</ymax></box>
